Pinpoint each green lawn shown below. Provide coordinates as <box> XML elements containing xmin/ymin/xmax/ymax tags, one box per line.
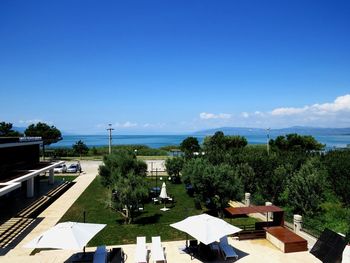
<box><xmin>60</xmin><ymin>177</ymin><xmax>258</xmax><ymax>246</ymax></box>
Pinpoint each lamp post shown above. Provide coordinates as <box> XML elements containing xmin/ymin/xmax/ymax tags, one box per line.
<box><xmin>266</xmin><ymin>128</ymin><xmax>271</xmax><ymax>155</ymax></box>
<box><xmin>107</xmin><ymin>124</ymin><xmax>114</xmax><ymax>154</ymax></box>
<box><xmin>155</xmin><ymin>168</ymin><xmax>158</xmax><ymax>191</ymax></box>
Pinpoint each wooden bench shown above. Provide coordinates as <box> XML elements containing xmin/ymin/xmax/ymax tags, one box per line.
<box><xmin>236</xmin><ymin>229</ymin><xmax>266</xmax><ymax>240</ymax></box>
<box><xmin>265</xmin><ymin>226</ymin><xmax>308</xmax><ymax>253</ymax></box>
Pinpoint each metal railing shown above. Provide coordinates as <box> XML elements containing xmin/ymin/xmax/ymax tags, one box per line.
<box><xmin>301</xmin><ymin>222</ymin><xmax>323</xmax><ymax>239</ymax></box>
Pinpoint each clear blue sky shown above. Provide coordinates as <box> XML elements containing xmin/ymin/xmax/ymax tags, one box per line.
<box><xmin>1</xmin><ymin>0</ymin><xmax>349</xmax><ymax>134</ymax></box>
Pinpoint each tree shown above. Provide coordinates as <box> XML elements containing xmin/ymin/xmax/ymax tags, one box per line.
<box><xmin>323</xmin><ymin>150</ymin><xmax>350</xmax><ymax>204</ymax></box>
<box><xmin>269</xmin><ymin>164</ymin><xmax>292</xmax><ymax>203</ymax></box>
<box><xmin>203</xmin><ymin>131</ymin><xmax>247</xmax><ymax>164</ymax></box>
<box><xmin>24</xmin><ymin>122</ymin><xmax>62</xmax><ymax>159</ymax></box>
<box><xmin>281</xmin><ymin>157</ymin><xmax>328</xmax><ymax>216</ymax></box>
<box><xmin>182</xmin><ymin>158</ymin><xmax>243</xmax><ymax>217</ymax></box>
<box><xmin>99</xmin><ymin>150</ymin><xmax>147</xmax><ymax>188</ymax></box>
<box><xmin>225</xmin><ymin>136</ymin><xmax>248</xmax><ymax>148</ymax></box>
<box><xmin>72</xmin><ymin>140</ymin><xmax>89</xmax><ymax>158</ymax></box>
<box><xmin>98</xmin><ymin>150</ymin><xmax>148</xmax><ymax>224</ymax></box>
<box><xmin>0</xmin><ymin>122</ymin><xmax>22</xmax><ymax>137</ymax></box>
<box><xmin>202</xmin><ymin>132</ymin><xmax>227</xmax><ymax>164</ymax></box>
<box><xmin>235</xmin><ymin>163</ymin><xmax>256</xmax><ymax>193</ymax></box>
<box><xmin>111</xmin><ymin>172</ymin><xmax>148</xmax><ymax>224</ymax></box>
<box><xmin>269</xmin><ymin>133</ymin><xmax>324</xmax><ymax>152</ymax></box>
<box><xmin>180</xmin><ymin>137</ymin><xmax>200</xmax><ymax>158</ymax></box>
<box><xmin>165</xmin><ymin>157</ymin><xmax>184</xmax><ymax>183</ymax></box>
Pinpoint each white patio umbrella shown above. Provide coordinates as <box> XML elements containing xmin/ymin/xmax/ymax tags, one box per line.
<box><xmin>24</xmin><ymin>221</ymin><xmax>106</xmax><ymax>250</ymax></box>
<box><xmin>159</xmin><ymin>182</ymin><xmax>168</xmax><ymax>199</ymax></box>
<box><xmin>159</xmin><ymin>182</ymin><xmax>169</xmax><ymax>211</ymax></box>
<box><xmin>170</xmin><ymin>213</ymin><xmax>241</xmax><ymax>245</ymax></box>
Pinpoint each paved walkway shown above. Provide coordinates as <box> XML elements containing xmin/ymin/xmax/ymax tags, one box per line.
<box><xmin>4</xmin><ymin>160</ymin><xmax>101</xmax><ymax>259</ymax></box>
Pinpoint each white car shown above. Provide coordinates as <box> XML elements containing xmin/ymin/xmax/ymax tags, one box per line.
<box><xmin>66</xmin><ymin>163</ymin><xmax>81</xmax><ymax>173</ymax></box>
<box><xmin>54</xmin><ymin>164</ymin><xmax>67</xmax><ymax>173</ymax></box>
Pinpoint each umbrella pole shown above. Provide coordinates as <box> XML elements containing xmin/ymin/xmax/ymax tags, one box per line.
<box><xmin>83</xmin><ymin>211</ymin><xmax>86</xmax><ymax>257</ymax></box>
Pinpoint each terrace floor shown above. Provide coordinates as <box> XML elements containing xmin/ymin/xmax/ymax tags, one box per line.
<box><xmin>0</xmin><ymin>160</ymin><xmax>321</xmax><ymax>263</ymax></box>
<box><xmin>0</xmin><ymin>238</ymin><xmax>320</xmax><ymax>262</ymax></box>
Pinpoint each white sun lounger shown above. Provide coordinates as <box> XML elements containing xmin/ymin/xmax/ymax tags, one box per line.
<box><xmin>136</xmin><ymin>236</ymin><xmax>148</xmax><ymax>263</ymax></box>
<box><xmin>219</xmin><ymin>236</ymin><xmax>238</xmax><ymax>260</ymax></box>
<box><xmin>151</xmin><ymin>236</ymin><xmax>166</xmax><ymax>262</ymax></box>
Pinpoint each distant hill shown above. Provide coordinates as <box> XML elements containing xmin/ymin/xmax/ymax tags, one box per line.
<box><xmin>194</xmin><ymin>126</ymin><xmax>350</xmax><ymax>136</ymax></box>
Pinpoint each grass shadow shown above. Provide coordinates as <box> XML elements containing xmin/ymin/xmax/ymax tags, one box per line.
<box><xmin>133</xmin><ymin>213</ymin><xmax>162</xmax><ymax>225</ymax></box>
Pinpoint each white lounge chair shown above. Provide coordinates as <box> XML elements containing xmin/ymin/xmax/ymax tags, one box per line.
<box><xmin>219</xmin><ymin>236</ymin><xmax>238</xmax><ymax>260</ymax></box>
<box><xmin>136</xmin><ymin>236</ymin><xmax>148</xmax><ymax>263</ymax></box>
<box><xmin>93</xmin><ymin>245</ymin><xmax>108</xmax><ymax>263</ymax></box>
<box><xmin>151</xmin><ymin>236</ymin><xmax>166</xmax><ymax>262</ymax></box>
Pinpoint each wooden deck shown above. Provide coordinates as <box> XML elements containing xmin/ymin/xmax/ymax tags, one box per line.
<box><xmin>226</xmin><ymin>205</ymin><xmax>283</xmax><ymax>215</ymax></box>
<box><xmin>265</xmin><ymin>226</ymin><xmax>308</xmax><ymax>253</ymax></box>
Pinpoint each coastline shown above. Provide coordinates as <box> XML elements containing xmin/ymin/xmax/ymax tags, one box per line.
<box><xmin>49</xmin><ymin>134</ymin><xmax>350</xmax><ymax>149</ymax></box>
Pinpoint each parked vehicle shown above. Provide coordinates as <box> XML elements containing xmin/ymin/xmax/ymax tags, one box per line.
<box><xmin>54</xmin><ymin>164</ymin><xmax>67</xmax><ymax>173</ymax></box>
<box><xmin>67</xmin><ymin>163</ymin><xmax>81</xmax><ymax>173</ymax></box>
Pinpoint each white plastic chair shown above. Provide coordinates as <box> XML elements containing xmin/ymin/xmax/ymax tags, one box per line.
<box><xmin>136</xmin><ymin>236</ymin><xmax>148</xmax><ymax>263</ymax></box>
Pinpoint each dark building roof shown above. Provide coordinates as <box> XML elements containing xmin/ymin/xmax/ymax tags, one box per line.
<box><xmin>0</xmin><ymin>137</ymin><xmax>42</xmax><ymax>147</ymax></box>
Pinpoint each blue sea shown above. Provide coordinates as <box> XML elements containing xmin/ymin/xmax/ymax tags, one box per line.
<box><xmin>51</xmin><ymin>134</ymin><xmax>350</xmax><ymax>149</ymax></box>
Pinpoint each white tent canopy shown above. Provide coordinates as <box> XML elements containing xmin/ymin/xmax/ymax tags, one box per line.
<box><xmin>170</xmin><ymin>213</ymin><xmax>241</xmax><ymax>245</ymax></box>
<box><xmin>24</xmin><ymin>222</ymin><xmax>106</xmax><ymax>250</ymax></box>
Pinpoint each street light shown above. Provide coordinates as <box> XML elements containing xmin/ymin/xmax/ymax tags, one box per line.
<box><xmin>107</xmin><ymin>124</ymin><xmax>114</xmax><ymax>154</ymax></box>
<box><xmin>266</xmin><ymin>127</ymin><xmax>271</xmax><ymax>155</ymax></box>
<box><xmin>155</xmin><ymin>168</ymin><xmax>158</xmax><ymax>190</ymax></box>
